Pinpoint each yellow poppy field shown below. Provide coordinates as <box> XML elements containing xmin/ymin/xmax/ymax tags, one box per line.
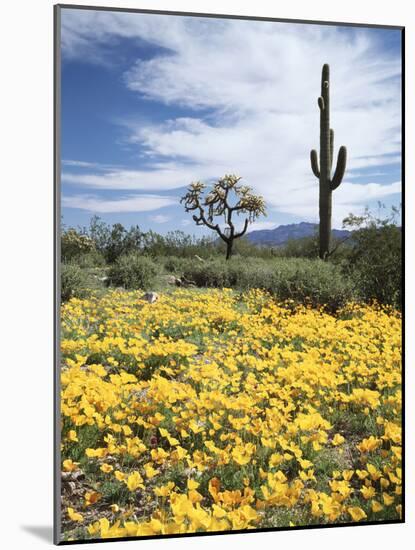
<box><xmin>60</xmin><ymin>288</ymin><xmax>402</xmax><ymax>540</ymax></box>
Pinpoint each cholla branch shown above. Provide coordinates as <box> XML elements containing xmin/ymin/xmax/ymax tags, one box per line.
<box><xmin>180</xmin><ymin>174</ymin><xmax>266</xmax><ymax>259</ymax></box>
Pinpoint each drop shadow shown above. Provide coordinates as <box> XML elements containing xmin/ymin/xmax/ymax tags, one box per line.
<box><xmin>21</xmin><ymin>525</ymin><xmax>54</xmax><ymax>543</ymax></box>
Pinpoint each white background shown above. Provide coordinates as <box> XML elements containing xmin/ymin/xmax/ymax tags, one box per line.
<box><xmin>0</xmin><ymin>0</ymin><xmax>412</xmax><ymax>548</ymax></box>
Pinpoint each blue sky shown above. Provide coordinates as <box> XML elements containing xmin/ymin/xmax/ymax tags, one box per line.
<box><xmin>60</xmin><ymin>8</ymin><xmax>402</xmax><ymax>235</ymax></box>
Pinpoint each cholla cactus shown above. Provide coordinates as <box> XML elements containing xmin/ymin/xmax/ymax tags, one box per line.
<box><xmin>181</xmin><ymin>174</ymin><xmax>266</xmax><ymax>260</ymax></box>
<box><xmin>310</xmin><ymin>64</ymin><xmax>347</xmax><ymax>260</ymax></box>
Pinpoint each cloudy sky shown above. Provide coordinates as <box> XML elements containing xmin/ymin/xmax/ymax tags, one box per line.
<box><xmin>60</xmin><ymin>8</ymin><xmax>402</xmax><ymax>235</ymax></box>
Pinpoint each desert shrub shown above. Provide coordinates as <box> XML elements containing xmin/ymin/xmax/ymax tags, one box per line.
<box><xmin>181</xmin><ymin>259</ymin><xmax>233</xmax><ymax>287</ymax></box>
<box><xmin>233</xmin><ymin>257</ymin><xmax>355</xmax><ymax>310</ymax></box>
<box><xmin>342</xmin><ymin>207</ymin><xmax>402</xmax><ymax>308</ymax></box>
<box><xmin>346</xmin><ymin>225</ymin><xmax>401</xmax><ymax>308</ymax></box>
<box><xmin>182</xmin><ymin>257</ymin><xmax>356</xmax><ymax>310</ymax></box>
<box><xmin>162</xmin><ymin>256</ymin><xmax>195</xmax><ymax>275</ymax></box>
<box><xmin>83</xmin><ymin>217</ymin><xmax>144</xmax><ymax>264</ymax></box>
<box><xmin>144</xmin><ymin>230</ymin><xmax>217</xmax><ymax>258</ymax></box>
<box><xmin>75</xmin><ymin>250</ymin><xmax>106</xmax><ymax>268</ymax></box>
<box><xmin>107</xmin><ymin>253</ymin><xmax>158</xmax><ymax>290</ymax></box>
<box><xmin>278</xmin><ymin>235</ymin><xmax>319</xmax><ymax>258</ymax></box>
<box><xmin>61</xmin><ymin>263</ymin><xmax>87</xmax><ymax>302</ymax></box>
<box><xmin>104</xmin><ymin>224</ymin><xmax>143</xmax><ymax>264</ymax></box>
<box><xmin>221</xmin><ymin>238</ymin><xmax>280</xmax><ymax>259</ymax></box>
<box><xmin>85</xmin><ymin>217</ymin><xmax>220</xmax><ymax>262</ymax></box>
<box><xmin>231</xmin><ymin>259</ymin><xmax>275</xmax><ymax>290</ymax></box>
<box><xmin>267</xmin><ymin>258</ymin><xmax>356</xmax><ymax>310</ymax></box>
<box><xmin>61</xmin><ymin>228</ymin><xmax>95</xmax><ymax>262</ymax></box>
<box><xmin>277</xmin><ymin>234</ymin><xmax>353</xmax><ymax>262</ymax></box>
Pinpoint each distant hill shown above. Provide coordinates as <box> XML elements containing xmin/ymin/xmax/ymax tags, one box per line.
<box><xmin>246</xmin><ymin>222</ymin><xmax>350</xmax><ymax>246</ymax></box>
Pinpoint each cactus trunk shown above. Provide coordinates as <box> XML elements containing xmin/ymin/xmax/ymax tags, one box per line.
<box><xmin>319</xmin><ymin>185</ymin><xmax>332</xmax><ymax>261</ymax></box>
<box><xmin>319</xmin><ymin>64</ymin><xmax>331</xmax><ymax>259</ymax></box>
<box><xmin>310</xmin><ymin>64</ymin><xmax>347</xmax><ymax>260</ymax></box>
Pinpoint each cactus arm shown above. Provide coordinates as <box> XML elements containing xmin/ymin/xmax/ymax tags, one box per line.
<box><xmin>318</xmin><ymin>96</ymin><xmax>325</xmax><ymax>110</ymax></box>
<box><xmin>234</xmin><ymin>218</ymin><xmax>249</xmax><ymax>239</ymax></box>
<box><xmin>329</xmin><ymin>129</ymin><xmax>334</xmax><ymax>172</ymax></box>
<box><xmin>310</xmin><ymin>150</ymin><xmax>320</xmax><ymax>178</ymax></box>
<box><xmin>330</xmin><ymin>146</ymin><xmax>347</xmax><ymax>190</ymax></box>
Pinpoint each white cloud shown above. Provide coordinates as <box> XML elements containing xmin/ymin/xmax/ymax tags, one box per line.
<box><xmin>62</xmin><ymin>168</ymin><xmax>196</xmax><ymax>191</ymax></box>
<box><xmin>60</xmin><ymin>9</ymin><xmax>195</xmax><ymax>65</ymax></box>
<box><xmin>60</xmin><ymin>10</ymin><xmax>402</xmax><ymax>228</ymax></box>
<box><xmin>272</xmin><ymin>180</ymin><xmax>401</xmax><ymax>226</ymax></box>
<box><xmin>62</xmin><ymin>159</ymin><xmax>122</xmax><ymax>170</ymax></box>
<box><xmin>149</xmin><ymin>214</ymin><xmax>170</xmax><ymax>223</ymax></box>
<box><xmin>62</xmin><ymin>194</ymin><xmax>176</xmax><ymax>213</ymax></box>
<box><xmin>62</xmin><ymin>159</ymin><xmax>97</xmax><ymax>168</ymax></box>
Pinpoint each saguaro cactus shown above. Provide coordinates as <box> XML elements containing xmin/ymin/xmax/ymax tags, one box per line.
<box><xmin>310</xmin><ymin>64</ymin><xmax>347</xmax><ymax>260</ymax></box>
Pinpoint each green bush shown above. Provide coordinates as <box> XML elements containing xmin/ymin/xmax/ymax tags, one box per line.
<box><xmin>61</xmin><ymin>263</ymin><xmax>87</xmax><ymax>302</ymax></box>
<box><xmin>278</xmin><ymin>235</ymin><xmax>319</xmax><ymax>258</ymax></box>
<box><xmin>162</xmin><ymin>256</ymin><xmax>193</xmax><ymax>275</ymax></box>
<box><xmin>181</xmin><ymin>258</ymin><xmax>233</xmax><ymax>287</ymax></box>
<box><xmin>182</xmin><ymin>257</ymin><xmax>356</xmax><ymax>310</ymax></box>
<box><xmin>268</xmin><ymin>258</ymin><xmax>356</xmax><ymax>310</ymax></box>
<box><xmin>346</xmin><ymin>225</ymin><xmax>401</xmax><ymax>308</ymax></box>
<box><xmin>342</xmin><ymin>207</ymin><xmax>402</xmax><ymax>308</ymax></box>
<box><xmin>107</xmin><ymin>253</ymin><xmax>158</xmax><ymax>290</ymax></box>
<box><xmin>75</xmin><ymin>250</ymin><xmax>106</xmax><ymax>268</ymax></box>
<box><xmin>61</xmin><ymin>228</ymin><xmax>95</xmax><ymax>262</ymax></box>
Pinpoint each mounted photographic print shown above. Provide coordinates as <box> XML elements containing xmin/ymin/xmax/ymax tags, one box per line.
<box><xmin>54</xmin><ymin>4</ymin><xmax>404</xmax><ymax>544</ymax></box>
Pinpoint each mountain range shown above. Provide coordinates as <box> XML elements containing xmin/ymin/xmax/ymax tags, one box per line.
<box><xmin>246</xmin><ymin>222</ymin><xmax>350</xmax><ymax>246</ymax></box>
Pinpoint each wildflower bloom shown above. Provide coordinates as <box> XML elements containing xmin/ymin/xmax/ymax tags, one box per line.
<box><xmin>67</xmin><ymin>507</ymin><xmax>84</xmax><ymax>522</ymax></box>
<box><xmin>59</xmin><ymin>289</ymin><xmax>401</xmax><ymax>538</ymax></box>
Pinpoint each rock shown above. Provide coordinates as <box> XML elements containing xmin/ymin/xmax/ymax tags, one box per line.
<box><xmin>181</xmin><ymin>277</ymin><xmax>196</xmax><ymax>287</ymax></box>
<box><xmin>163</xmin><ymin>275</ymin><xmax>196</xmax><ymax>288</ymax></box>
<box><xmin>165</xmin><ymin>275</ymin><xmax>191</xmax><ymax>287</ymax></box>
<box><xmin>62</xmin><ymin>470</ymin><xmax>85</xmax><ymax>482</ymax></box>
<box><xmin>141</xmin><ymin>292</ymin><xmax>159</xmax><ymax>303</ymax></box>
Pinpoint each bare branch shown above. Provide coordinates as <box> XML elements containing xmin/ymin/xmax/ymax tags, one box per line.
<box><xmin>327</xmin><ymin>235</ymin><xmax>351</xmax><ymax>257</ymax></box>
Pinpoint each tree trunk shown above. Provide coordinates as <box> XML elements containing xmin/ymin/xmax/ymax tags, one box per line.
<box><xmin>225</xmin><ymin>240</ymin><xmax>233</xmax><ymax>260</ymax></box>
